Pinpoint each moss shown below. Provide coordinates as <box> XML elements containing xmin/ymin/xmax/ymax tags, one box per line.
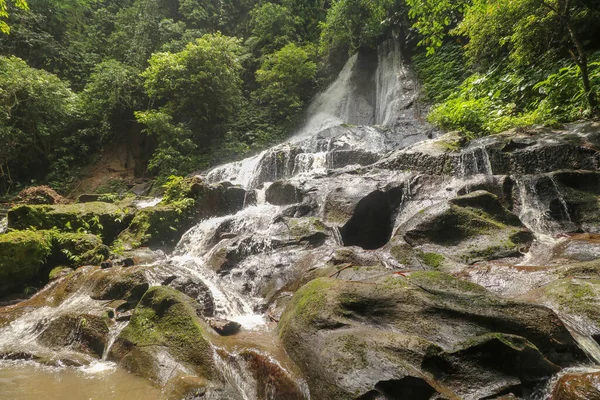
<box><xmin>278</xmin><ymin>278</ymin><xmax>335</xmax><ymax>337</ymax></box>
<box><xmin>390</xmin><ymin>244</ymin><xmax>414</xmax><ymax>265</ymax></box>
<box><xmin>338</xmin><ymin>334</ymin><xmax>369</xmax><ymax>368</ymax></box>
<box><xmin>416</xmin><ymin>251</ymin><xmax>445</xmax><ymax>269</ymax></box>
<box><xmin>48</xmin><ymin>266</ymin><xmax>74</xmax><ymax>281</ymax></box>
<box><xmin>0</xmin><ymin>230</ymin><xmax>53</xmax><ymax>295</ymax></box>
<box><xmin>114</xmin><ymin>286</ymin><xmax>213</xmax><ymax>379</ymax></box>
<box><xmin>545</xmin><ymin>279</ymin><xmax>600</xmax><ymax>320</ymax></box>
<box><xmin>50</xmin><ymin>231</ymin><xmax>109</xmax><ymax>266</ymax></box>
<box><xmin>289</xmin><ymin>218</ymin><xmax>326</xmax><ymax>239</ymax></box>
<box><xmin>408</xmin><ymin>271</ymin><xmax>488</xmax><ymax>295</ymax></box>
<box><xmin>7</xmin><ymin>202</ymin><xmax>134</xmax><ymax>244</ymax></box>
<box><xmin>116</xmin><ymin>201</ymin><xmax>195</xmax><ymax>249</ymax></box>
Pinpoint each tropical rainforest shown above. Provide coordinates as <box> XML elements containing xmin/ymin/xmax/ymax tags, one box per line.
<box><xmin>0</xmin><ymin>0</ymin><xmax>599</xmax><ymax>195</ymax></box>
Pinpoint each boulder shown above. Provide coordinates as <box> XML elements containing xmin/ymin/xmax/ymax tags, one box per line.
<box><xmin>37</xmin><ymin>313</ymin><xmax>110</xmax><ymax>358</ymax></box>
<box><xmin>49</xmin><ymin>232</ymin><xmax>109</xmax><ymax>267</ymax></box>
<box><xmin>0</xmin><ymin>230</ymin><xmax>52</xmax><ymax>296</ymax></box>
<box><xmin>165</xmin><ymin>276</ymin><xmax>215</xmax><ymax>317</ymax></box>
<box><xmin>109</xmin><ymin>286</ymin><xmax>214</xmax><ymax>386</ymax></box>
<box><xmin>207</xmin><ymin>317</ymin><xmax>241</xmax><ymax>336</ymax></box>
<box><xmin>90</xmin><ymin>266</ymin><xmax>149</xmax><ymax>304</ymax></box>
<box><xmin>278</xmin><ymin>273</ymin><xmax>583</xmax><ymax>400</ymax></box>
<box><xmin>7</xmin><ymin>202</ymin><xmax>135</xmax><ymax>244</ymax></box>
<box><xmin>552</xmin><ymin>371</ymin><xmax>600</xmax><ymax>400</ymax></box>
<box><xmin>399</xmin><ymin>191</ymin><xmax>533</xmax><ymax>264</ymax></box>
<box><xmin>266</xmin><ymin>181</ymin><xmax>303</xmax><ymax>205</ymax></box>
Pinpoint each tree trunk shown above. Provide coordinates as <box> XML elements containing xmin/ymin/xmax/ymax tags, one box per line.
<box><xmin>565</xmin><ymin>22</ymin><xmax>598</xmax><ymax>116</ymax></box>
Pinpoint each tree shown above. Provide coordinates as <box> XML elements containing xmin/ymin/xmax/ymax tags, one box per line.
<box><xmin>141</xmin><ymin>32</ymin><xmax>244</xmax><ymax>127</ymax></box>
<box><xmin>0</xmin><ymin>56</ymin><xmax>78</xmax><ymax>192</ymax></box>
<box><xmin>254</xmin><ymin>43</ymin><xmax>318</xmax><ymax>120</ymax></box>
<box><xmin>407</xmin><ymin>0</ymin><xmax>599</xmax><ymax>115</ymax></box>
<box><xmin>249</xmin><ymin>3</ymin><xmax>300</xmax><ymax>54</ymax></box>
<box><xmin>0</xmin><ymin>0</ymin><xmax>28</xmax><ymax>33</ymax></box>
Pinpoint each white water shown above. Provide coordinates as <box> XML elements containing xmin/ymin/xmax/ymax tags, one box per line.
<box><xmin>133</xmin><ymin>197</ymin><xmax>162</xmax><ymax>208</ymax></box>
<box><xmin>0</xmin><ymin>216</ymin><xmax>6</xmax><ymax>234</ymax></box>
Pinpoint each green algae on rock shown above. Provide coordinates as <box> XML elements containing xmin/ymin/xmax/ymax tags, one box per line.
<box><xmin>109</xmin><ymin>286</ymin><xmax>214</xmax><ymax>386</ymax></box>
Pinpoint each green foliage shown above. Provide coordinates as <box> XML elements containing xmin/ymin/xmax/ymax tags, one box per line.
<box><xmin>412</xmin><ymin>42</ymin><xmax>468</xmax><ymax>103</ymax></box>
<box><xmin>135</xmin><ymin>110</ymin><xmax>200</xmax><ymax>179</ymax></box>
<box><xmin>0</xmin><ymin>0</ymin><xmax>28</xmax><ymax>34</ymax></box>
<box><xmin>249</xmin><ymin>3</ymin><xmax>301</xmax><ymax>54</ymax></box>
<box><xmin>0</xmin><ymin>56</ymin><xmax>79</xmax><ymax>193</ymax></box>
<box><xmin>254</xmin><ymin>43</ymin><xmax>318</xmax><ymax>120</ymax></box>
<box><xmin>406</xmin><ymin>0</ymin><xmax>470</xmax><ymax>55</ymax></box>
<box><xmin>319</xmin><ymin>0</ymin><xmax>395</xmax><ymax>56</ymax></box>
<box><xmin>80</xmin><ymin>59</ymin><xmax>145</xmax><ymax>143</ymax></box>
<box><xmin>162</xmin><ymin>176</ymin><xmax>194</xmax><ymax>204</ymax></box>
<box><xmin>427</xmin><ymin>56</ymin><xmax>600</xmax><ymax>136</ymax></box>
<box><xmin>142</xmin><ymin>33</ymin><xmax>244</xmax><ymax>123</ymax></box>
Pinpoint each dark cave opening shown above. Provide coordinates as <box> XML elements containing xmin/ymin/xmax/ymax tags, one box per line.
<box><xmin>340</xmin><ymin>188</ymin><xmax>403</xmax><ymax>250</ymax></box>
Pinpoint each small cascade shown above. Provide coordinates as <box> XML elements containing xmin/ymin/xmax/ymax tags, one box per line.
<box><xmin>549</xmin><ymin>175</ymin><xmax>573</xmax><ymax>222</ymax></box>
<box><xmin>292</xmin><ymin>152</ymin><xmax>328</xmax><ymax>176</ymax></box>
<box><xmin>458</xmin><ymin>146</ymin><xmax>493</xmax><ymax>177</ymax></box>
<box><xmin>559</xmin><ymin>314</ymin><xmax>600</xmax><ymax>365</ymax></box>
<box><xmin>516</xmin><ymin>176</ymin><xmax>559</xmax><ymax>235</ymax></box>
<box><xmin>206</xmin><ymin>151</ymin><xmax>266</xmax><ymax>188</ymax></box>
<box><xmin>102</xmin><ymin>320</ymin><xmax>129</xmax><ymax>361</ymax></box>
<box><xmin>0</xmin><ymin>216</ymin><xmax>6</xmax><ymax>234</ymax></box>
<box><xmin>134</xmin><ymin>197</ymin><xmax>162</xmax><ymax>209</ymax></box>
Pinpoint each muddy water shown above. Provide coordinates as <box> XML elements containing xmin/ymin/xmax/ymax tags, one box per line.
<box><xmin>0</xmin><ymin>360</ymin><xmax>161</xmax><ymax>400</ymax></box>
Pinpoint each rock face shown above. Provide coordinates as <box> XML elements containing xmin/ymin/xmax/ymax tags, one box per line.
<box><xmin>266</xmin><ymin>181</ymin><xmax>303</xmax><ymax>205</ymax></box>
<box><xmin>399</xmin><ymin>190</ymin><xmax>533</xmax><ymax>264</ymax></box>
<box><xmin>278</xmin><ymin>274</ymin><xmax>582</xmax><ymax>400</ymax></box>
<box><xmin>109</xmin><ymin>286</ymin><xmax>214</xmax><ymax>386</ymax></box>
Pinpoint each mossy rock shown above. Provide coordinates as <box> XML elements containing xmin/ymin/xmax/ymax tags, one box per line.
<box><xmin>90</xmin><ymin>266</ymin><xmax>149</xmax><ymax>304</ymax></box>
<box><xmin>37</xmin><ymin>313</ymin><xmax>110</xmax><ymax>358</ymax></box>
<box><xmin>48</xmin><ymin>266</ymin><xmax>74</xmax><ymax>281</ymax></box>
<box><xmin>116</xmin><ymin>203</ymin><xmax>196</xmax><ymax>250</ymax></box>
<box><xmin>49</xmin><ymin>232</ymin><xmax>109</xmax><ymax>267</ymax></box>
<box><xmin>109</xmin><ymin>286</ymin><xmax>214</xmax><ymax>385</ymax></box>
<box><xmin>7</xmin><ymin>202</ymin><xmax>135</xmax><ymax>244</ymax></box>
<box><xmin>0</xmin><ymin>230</ymin><xmax>53</xmax><ymax>296</ymax></box>
<box><xmin>399</xmin><ymin>190</ymin><xmax>533</xmax><ymax>264</ymax></box>
<box><xmin>278</xmin><ymin>276</ymin><xmax>582</xmax><ymax>399</ymax></box>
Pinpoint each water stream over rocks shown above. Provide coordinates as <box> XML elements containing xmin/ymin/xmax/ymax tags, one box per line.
<box><xmin>3</xmin><ymin>38</ymin><xmax>600</xmax><ymax>399</ymax></box>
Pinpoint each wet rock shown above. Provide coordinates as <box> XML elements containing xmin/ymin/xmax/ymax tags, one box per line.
<box><xmin>252</xmin><ymin>144</ymin><xmax>303</xmax><ymax>186</ymax></box>
<box><xmin>38</xmin><ymin>313</ymin><xmax>109</xmax><ymax>358</ymax></box>
<box><xmin>90</xmin><ymin>267</ymin><xmax>149</xmax><ymax>303</ymax></box>
<box><xmin>100</xmin><ymin>260</ymin><xmax>113</xmax><ymax>269</ymax></box>
<box><xmin>7</xmin><ymin>202</ymin><xmax>135</xmax><ymax>244</ymax></box>
<box><xmin>278</xmin><ymin>273</ymin><xmax>583</xmax><ymax>400</ymax></box>
<box><xmin>552</xmin><ymin>370</ymin><xmax>600</xmax><ymax>400</ymax></box>
<box><xmin>109</xmin><ymin>286</ymin><xmax>214</xmax><ymax>385</ymax></box>
<box><xmin>48</xmin><ymin>266</ymin><xmax>74</xmax><ymax>281</ymax></box>
<box><xmin>163</xmin><ymin>375</ymin><xmax>208</xmax><ymax>400</ymax></box>
<box><xmin>266</xmin><ymin>181</ymin><xmax>304</xmax><ymax>205</ymax></box>
<box><xmin>378</xmin><ymin>124</ymin><xmax>600</xmax><ymax>176</ymax></box>
<box><xmin>287</xmin><ymin>217</ymin><xmax>328</xmax><ymax>246</ymax></box>
<box><xmin>207</xmin><ymin>317</ymin><xmax>241</xmax><ymax>336</ymax></box>
<box><xmin>130</xmin><ymin>182</ymin><xmax>153</xmax><ymax>196</ymax></box>
<box><xmin>166</xmin><ymin>276</ymin><xmax>215</xmax><ymax>317</ymax></box>
<box><xmin>224</xmin><ymin>186</ymin><xmax>247</xmax><ymax>212</ymax></box>
<box><xmin>116</xmin><ymin>310</ymin><xmax>133</xmax><ymax>322</ymax></box>
<box><xmin>328</xmin><ymin>149</ymin><xmax>379</xmax><ymax>168</ymax></box>
<box><xmin>400</xmin><ymin>191</ymin><xmax>533</xmax><ymax>264</ymax></box>
<box><xmin>323</xmin><ymin>184</ymin><xmax>379</xmax><ymax>225</ymax></box>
